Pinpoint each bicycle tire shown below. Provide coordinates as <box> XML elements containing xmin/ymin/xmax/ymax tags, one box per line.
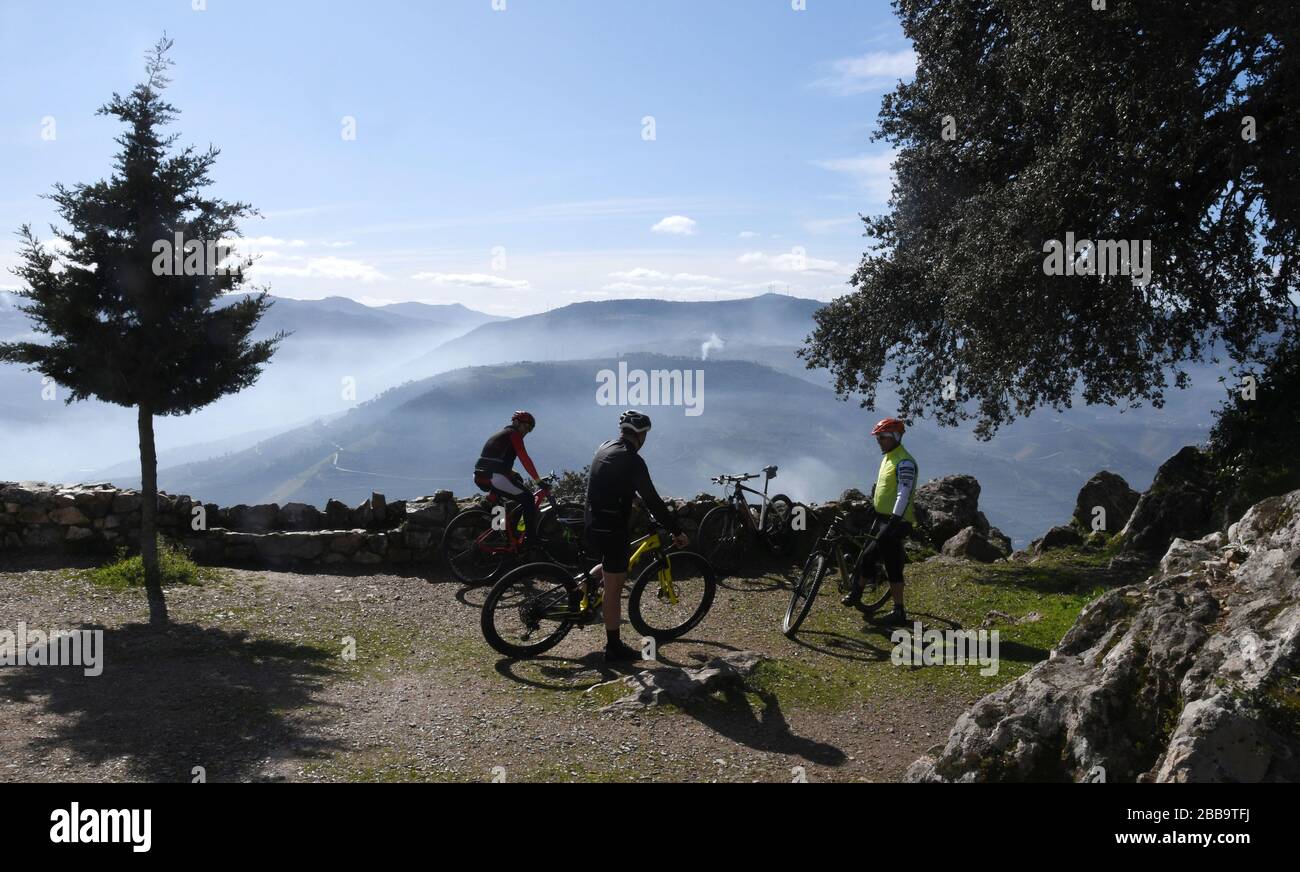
<box><xmin>628</xmin><ymin>550</ymin><xmax>717</xmax><ymax>642</ymax></box>
<box><xmin>761</xmin><ymin>493</ymin><xmax>795</xmax><ymax>555</ymax></box>
<box><xmin>698</xmin><ymin>504</ymin><xmax>743</xmax><ymax>575</ymax></box>
<box><xmin>538</xmin><ymin>500</ymin><xmax>586</xmax><ymax>567</ymax></box>
<box><xmin>442</xmin><ymin>508</ymin><xmax>511</xmax><ymax>585</ymax></box>
<box><xmin>480</xmin><ymin>561</ymin><xmax>583</xmax><ymax>658</ymax></box>
<box><xmin>783</xmin><ymin>550</ymin><xmax>827</xmax><ymax>637</ymax></box>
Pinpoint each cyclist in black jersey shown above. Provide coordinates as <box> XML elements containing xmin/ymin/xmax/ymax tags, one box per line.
<box><xmin>585</xmin><ymin>410</ymin><xmax>687</xmax><ymax>661</ymax></box>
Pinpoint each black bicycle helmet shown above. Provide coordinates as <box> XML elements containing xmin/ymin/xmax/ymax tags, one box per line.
<box><xmin>618</xmin><ymin>409</ymin><xmax>652</xmax><ymax>434</ymax></box>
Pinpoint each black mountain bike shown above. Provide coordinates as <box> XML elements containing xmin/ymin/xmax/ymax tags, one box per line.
<box><xmin>783</xmin><ymin>512</ymin><xmax>893</xmax><ymax>637</ymax></box>
<box><xmin>697</xmin><ymin>465</ymin><xmax>794</xmax><ymax>575</ymax></box>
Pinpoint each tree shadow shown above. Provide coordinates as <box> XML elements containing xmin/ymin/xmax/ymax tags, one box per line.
<box><xmin>0</xmin><ymin>621</ymin><xmax>345</xmax><ymax>782</ymax></box>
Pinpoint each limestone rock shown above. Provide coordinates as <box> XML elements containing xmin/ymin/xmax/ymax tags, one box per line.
<box><xmin>941</xmin><ymin>526</ymin><xmax>1003</xmax><ymax>563</ymax></box>
<box><xmin>1073</xmin><ymin>470</ymin><xmax>1140</xmax><ymax>533</ymax></box>
<box><xmin>907</xmin><ymin>487</ymin><xmax>1300</xmax><ymax>783</ymax></box>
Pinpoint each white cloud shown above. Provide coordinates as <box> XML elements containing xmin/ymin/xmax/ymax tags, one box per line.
<box><xmin>251</xmin><ymin>256</ymin><xmax>387</xmax><ymax>283</ymax></box>
<box><xmin>232</xmin><ymin>235</ymin><xmax>307</xmax><ymax>249</ymax></box>
<box><xmin>813</xmin><ymin>49</ymin><xmax>916</xmax><ymax>96</ymax></box>
<box><xmin>738</xmin><ymin>250</ymin><xmax>843</xmax><ymax>274</ymax></box>
<box><xmin>609</xmin><ymin>267</ymin><xmax>670</xmax><ymax>280</ymax></box>
<box><xmin>411</xmin><ymin>272</ymin><xmax>531</xmax><ymax>290</ymax></box>
<box><xmin>609</xmin><ymin>267</ymin><xmax>728</xmax><ymax>284</ymax></box>
<box><xmin>651</xmin><ymin>215</ymin><xmax>697</xmax><ymax>235</ymax></box>
<box><xmin>813</xmin><ymin>151</ymin><xmax>897</xmax><ymax>203</ymax></box>
<box><xmin>738</xmin><ymin>230</ymin><xmax>760</xmax><ymax>238</ymax></box>
<box><xmin>586</xmin><ymin>283</ymin><xmax>750</xmax><ymax>301</ymax></box>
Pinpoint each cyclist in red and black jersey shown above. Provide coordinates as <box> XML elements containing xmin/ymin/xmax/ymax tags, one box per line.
<box><xmin>473</xmin><ymin>411</ymin><xmax>548</xmax><ymax>548</ymax></box>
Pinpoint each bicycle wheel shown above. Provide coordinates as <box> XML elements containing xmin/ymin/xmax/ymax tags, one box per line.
<box><xmin>480</xmin><ymin>562</ymin><xmax>584</xmax><ymax>658</ymax></box>
<box><xmin>761</xmin><ymin>493</ymin><xmax>795</xmax><ymax>555</ymax></box>
<box><xmin>783</xmin><ymin>550</ymin><xmax>827</xmax><ymax>637</ymax></box>
<box><xmin>860</xmin><ymin>558</ymin><xmax>892</xmax><ymax>616</ymax></box>
<box><xmin>442</xmin><ymin>508</ymin><xmax>511</xmax><ymax>585</ymax></box>
<box><xmin>628</xmin><ymin>550</ymin><xmax>716</xmax><ymax>642</ymax></box>
<box><xmin>697</xmin><ymin>505</ymin><xmax>743</xmax><ymax>575</ymax></box>
<box><xmin>538</xmin><ymin>501</ymin><xmax>586</xmax><ymax>567</ymax></box>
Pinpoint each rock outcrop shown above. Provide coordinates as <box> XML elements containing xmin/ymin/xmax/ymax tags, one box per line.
<box><xmin>906</xmin><ymin>488</ymin><xmax>1300</xmax><ymax>783</ymax></box>
<box><xmin>591</xmin><ymin>651</ymin><xmax>764</xmax><ymax>713</ymax></box>
<box><xmin>913</xmin><ymin>474</ymin><xmax>987</xmax><ymax>547</ymax></box>
<box><xmin>1034</xmin><ymin>523</ymin><xmax>1083</xmax><ymax>555</ymax></box>
<box><xmin>1116</xmin><ymin>446</ymin><xmax>1217</xmax><ymax>559</ymax></box>
<box><xmin>941</xmin><ymin>526</ymin><xmax>1004</xmax><ymax>563</ymax></box>
<box><xmin>1072</xmin><ymin>470</ymin><xmax>1140</xmax><ymax>534</ymax></box>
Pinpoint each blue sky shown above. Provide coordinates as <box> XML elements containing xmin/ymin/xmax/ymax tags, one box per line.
<box><xmin>0</xmin><ymin>0</ymin><xmax>914</xmax><ymax>315</ymax></box>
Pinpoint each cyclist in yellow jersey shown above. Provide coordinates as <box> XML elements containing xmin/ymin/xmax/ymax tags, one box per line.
<box><xmin>841</xmin><ymin>417</ymin><xmax>917</xmax><ymax>626</ymax></box>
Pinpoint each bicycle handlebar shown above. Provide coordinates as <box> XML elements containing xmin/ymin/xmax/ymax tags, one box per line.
<box><xmin>711</xmin><ymin>472</ymin><xmax>759</xmax><ymax>484</ymax></box>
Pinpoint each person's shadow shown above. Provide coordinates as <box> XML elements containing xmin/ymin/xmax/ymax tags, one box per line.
<box><xmin>670</xmin><ymin>679</ymin><xmax>847</xmax><ymax>768</ymax></box>
<box><xmin>0</xmin><ymin>621</ymin><xmax>345</xmax><ymax>782</ymax></box>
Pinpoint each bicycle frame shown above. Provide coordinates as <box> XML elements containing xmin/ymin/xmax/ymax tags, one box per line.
<box><xmin>573</xmin><ymin>531</ymin><xmax>681</xmax><ymax>615</ymax></box>
<box><xmin>825</xmin><ymin>518</ymin><xmax>883</xmax><ymax>589</ymax></box>
<box><xmin>721</xmin><ymin>473</ymin><xmax>777</xmax><ymax>532</ymax></box>
<box><xmin>476</xmin><ymin>486</ymin><xmax>564</xmax><ymax>554</ymax></box>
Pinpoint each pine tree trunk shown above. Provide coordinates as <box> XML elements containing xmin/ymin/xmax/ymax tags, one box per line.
<box><xmin>137</xmin><ymin>403</ymin><xmax>168</xmax><ymax>624</ymax></box>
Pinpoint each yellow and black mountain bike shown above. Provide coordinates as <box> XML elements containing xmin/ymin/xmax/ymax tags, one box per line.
<box><xmin>480</xmin><ymin>528</ymin><xmax>716</xmax><ymax>658</ymax></box>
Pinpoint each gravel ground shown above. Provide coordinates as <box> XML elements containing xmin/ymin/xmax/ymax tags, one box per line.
<box><xmin>0</xmin><ymin>550</ymin><xmax>1110</xmax><ymax>783</ymax></box>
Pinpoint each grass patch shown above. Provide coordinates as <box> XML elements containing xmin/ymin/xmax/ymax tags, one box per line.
<box><xmin>85</xmin><ymin>537</ymin><xmax>216</xmax><ymax>590</ymax></box>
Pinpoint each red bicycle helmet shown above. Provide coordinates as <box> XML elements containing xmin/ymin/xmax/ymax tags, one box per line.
<box><xmin>511</xmin><ymin>410</ymin><xmax>536</xmax><ymax>429</ymax></box>
<box><xmin>870</xmin><ymin>417</ymin><xmax>905</xmax><ymax>437</ymax></box>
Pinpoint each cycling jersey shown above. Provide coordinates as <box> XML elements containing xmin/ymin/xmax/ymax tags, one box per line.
<box><xmin>585</xmin><ymin>436</ymin><xmax>681</xmax><ymax>536</ymax></box>
<box><xmin>475</xmin><ymin>426</ymin><xmax>541</xmax><ymax>481</ymax></box>
<box><xmin>873</xmin><ymin>443</ymin><xmax>917</xmax><ymax>523</ymax></box>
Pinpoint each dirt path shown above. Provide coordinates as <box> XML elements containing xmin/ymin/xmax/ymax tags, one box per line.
<box><xmin>0</xmin><ymin>550</ymin><xmax>1135</xmax><ymax>782</ymax></box>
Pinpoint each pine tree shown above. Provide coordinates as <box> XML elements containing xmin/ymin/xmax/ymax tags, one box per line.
<box><xmin>0</xmin><ymin>36</ymin><xmax>282</xmax><ymax>623</ymax></box>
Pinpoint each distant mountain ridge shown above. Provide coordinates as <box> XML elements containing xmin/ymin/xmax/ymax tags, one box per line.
<box><xmin>144</xmin><ymin>352</ymin><xmax>1220</xmax><ymax>547</ymax></box>
<box><xmin>395</xmin><ymin>293</ymin><xmax>826</xmax><ymax>379</ymax></box>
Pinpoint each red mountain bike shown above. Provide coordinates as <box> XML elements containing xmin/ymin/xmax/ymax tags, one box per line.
<box><xmin>440</xmin><ymin>474</ymin><xmax>585</xmax><ymax>585</ymax></box>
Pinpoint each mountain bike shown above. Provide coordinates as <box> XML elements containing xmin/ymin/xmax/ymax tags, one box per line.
<box><xmin>697</xmin><ymin>465</ymin><xmax>794</xmax><ymax>575</ymax></box>
<box><xmin>479</xmin><ymin>528</ymin><xmax>716</xmax><ymax>658</ymax></box>
<box><xmin>440</xmin><ymin>473</ymin><xmax>585</xmax><ymax>585</ymax></box>
<box><xmin>782</xmin><ymin>511</ymin><xmax>892</xmax><ymax>637</ymax></box>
